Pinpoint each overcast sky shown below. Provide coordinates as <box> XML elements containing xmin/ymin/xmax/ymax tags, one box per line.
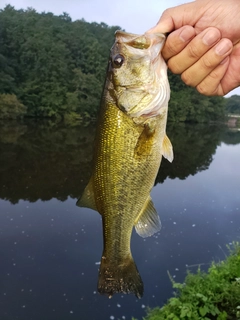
<box><xmin>0</xmin><ymin>0</ymin><xmax>239</xmax><ymax>96</ymax></box>
<box><xmin>0</xmin><ymin>0</ymin><xmax>188</xmax><ymax>33</ymax></box>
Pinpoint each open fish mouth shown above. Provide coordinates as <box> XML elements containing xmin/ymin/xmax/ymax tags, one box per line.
<box><xmin>114</xmin><ymin>30</ymin><xmax>166</xmax><ymax>48</ymax></box>
<box><xmin>111</xmin><ymin>31</ymin><xmax>170</xmax><ymax>119</ymax></box>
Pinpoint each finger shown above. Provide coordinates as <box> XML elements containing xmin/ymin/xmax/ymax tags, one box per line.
<box><xmin>196</xmin><ymin>57</ymin><xmax>230</xmax><ymax>96</ymax></box>
<box><xmin>220</xmin><ymin>43</ymin><xmax>240</xmax><ymax>94</ymax></box>
<box><xmin>181</xmin><ymin>38</ymin><xmax>233</xmax><ymax>88</ymax></box>
<box><xmin>168</xmin><ymin>27</ymin><xmax>222</xmax><ymax>74</ymax></box>
<box><xmin>162</xmin><ymin>26</ymin><xmax>196</xmax><ymax>61</ymax></box>
<box><xmin>146</xmin><ymin>1</ymin><xmax>203</xmax><ymax>34</ymax></box>
<box><xmin>146</xmin><ymin>15</ymin><xmax>174</xmax><ymax>34</ymax></box>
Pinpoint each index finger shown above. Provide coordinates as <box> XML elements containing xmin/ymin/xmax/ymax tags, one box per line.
<box><xmin>162</xmin><ymin>26</ymin><xmax>196</xmax><ymax>61</ymax></box>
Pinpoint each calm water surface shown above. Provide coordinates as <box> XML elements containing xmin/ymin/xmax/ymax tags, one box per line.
<box><xmin>0</xmin><ymin>121</ymin><xmax>239</xmax><ymax>320</ymax></box>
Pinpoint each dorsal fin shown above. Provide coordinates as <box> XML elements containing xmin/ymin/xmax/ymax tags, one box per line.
<box><xmin>162</xmin><ymin>134</ymin><xmax>174</xmax><ymax>163</ymax></box>
<box><xmin>76</xmin><ymin>176</ymin><xmax>97</xmax><ymax>211</ymax></box>
<box><xmin>134</xmin><ymin>196</ymin><xmax>161</xmax><ymax>238</ymax></box>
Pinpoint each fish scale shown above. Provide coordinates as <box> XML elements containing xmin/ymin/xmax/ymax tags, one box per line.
<box><xmin>77</xmin><ymin>30</ymin><xmax>173</xmax><ymax>298</ymax></box>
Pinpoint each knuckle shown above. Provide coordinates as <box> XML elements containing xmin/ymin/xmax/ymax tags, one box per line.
<box><xmin>187</xmin><ymin>44</ymin><xmax>201</xmax><ymax>60</ymax></box>
<box><xmin>201</xmin><ymin>55</ymin><xmax>214</xmax><ymax>69</ymax></box>
<box><xmin>197</xmin><ymin>71</ymin><xmax>224</xmax><ymax>96</ymax></box>
<box><xmin>208</xmin><ymin>68</ymin><xmax>221</xmax><ymax>81</ymax></box>
<box><xmin>181</xmin><ymin>71</ymin><xmax>194</xmax><ymax>86</ymax></box>
<box><xmin>163</xmin><ymin>41</ymin><xmax>178</xmax><ymax>58</ymax></box>
<box><xmin>161</xmin><ymin>8</ymin><xmax>171</xmax><ymax>17</ymax></box>
<box><xmin>168</xmin><ymin>59</ymin><xmax>182</xmax><ymax>74</ymax></box>
<box><xmin>196</xmin><ymin>84</ymin><xmax>212</xmax><ymax>96</ymax></box>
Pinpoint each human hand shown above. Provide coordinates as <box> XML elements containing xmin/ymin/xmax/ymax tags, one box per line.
<box><xmin>147</xmin><ymin>0</ymin><xmax>240</xmax><ymax>96</ymax></box>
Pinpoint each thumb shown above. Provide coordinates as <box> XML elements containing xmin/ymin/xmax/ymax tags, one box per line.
<box><xmin>147</xmin><ymin>14</ymin><xmax>175</xmax><ymax>34</ymax></box>
<box><xmin>146</xmin><ymin>1</ymin><xmax>200</xmax><ymax>34</ymax></box>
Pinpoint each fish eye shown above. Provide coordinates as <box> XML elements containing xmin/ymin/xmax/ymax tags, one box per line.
<box><xmin>112</xmin><ymin>54</ymin><xmax>125</xmax><ymax>68</ymax></box>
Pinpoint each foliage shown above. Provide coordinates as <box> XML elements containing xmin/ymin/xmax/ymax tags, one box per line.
<box><xmin>168</xmin><ymin>73</ymin><xmax>226</xmax><ymax>123</ymax></box>
<box><xmin>133</xmin><ymin>243</ymin><xmax>240</xmax><ymax>320</ymax></box>
<box><xmin>0</xmin><ymin>93</ymin><xmax>26</xmax><ymax>119</ymax></box>
<box><xmin>225</xmin><ymin>95</ymin><xmax>240</xmax><ymax>114</ymax></box>
<box><xmin>0</xmin><ymin>5</ymin><xmax>230</xmax><ymax>122</ymax></box>
<box><xmin>0</xmin><ymin>5</ymin><xmax>119</xmax><ymax>120</ymax></box>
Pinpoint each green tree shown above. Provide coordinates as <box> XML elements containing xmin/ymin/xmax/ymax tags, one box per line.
<box><xmin>0</xmin><ymin>93</ymin><xmax>26</xmax><ymax>119</ymax></box>
<box><xmin>0</xmin><ymin>5</ymin><xmax>230</xmax><ymax>122</ymax></box>
<box><xmin>168</xmin><ymin>72</ymin><xmax>226</xmax><ymax>123</ymax></box>
<box><xmin>225</xmin><ymin>95</ymin><xmax>240</xmax><ymax>114</ymax></box>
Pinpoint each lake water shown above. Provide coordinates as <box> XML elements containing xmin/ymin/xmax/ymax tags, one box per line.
<box><xmin>0</xmin><ymin>120</ymin><xmax>240</xmax><ymax>320</ymax></box>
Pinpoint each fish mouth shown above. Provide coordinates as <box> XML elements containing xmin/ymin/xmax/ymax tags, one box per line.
<box><xmin>115</xmin><ymin>30</ymin><xmax>166</xmax><ymax>50</ymax></box>
<box><xmin>111</xmin><ymin>30</ymin><xmax>170</xmax><ymax>119</ymax></box>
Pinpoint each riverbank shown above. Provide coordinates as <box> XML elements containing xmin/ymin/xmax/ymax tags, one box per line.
<box><xmin>134</xmin><ymin>243</ymin><xmax>240</xmax><ymax>320</ymax></box>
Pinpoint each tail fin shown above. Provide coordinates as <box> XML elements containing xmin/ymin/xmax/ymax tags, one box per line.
<box><xmin>97</xmin><ymin>255</ymin><xmax>143</xmax><ymax>298</ymax></box>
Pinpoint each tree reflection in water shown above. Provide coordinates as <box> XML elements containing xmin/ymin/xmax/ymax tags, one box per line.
<box><xmin>0</xmin><ymin>120</ymin><xmax>240</xmax><ymax>204</ymax></box>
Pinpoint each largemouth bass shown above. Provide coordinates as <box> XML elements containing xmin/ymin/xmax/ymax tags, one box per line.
<box><xmin>77</xmin><ymin>31</ymin><xmax>173</xmax><ymax>298</ymax></box>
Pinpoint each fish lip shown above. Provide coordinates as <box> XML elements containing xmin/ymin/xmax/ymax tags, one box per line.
<box><xmin>116</xmin><ymin>84</ymin><xmax>145</xmax><ymax>90</ymax></box>
<box><xmin>114</xmin><ymin>30</ymin><xmax>166</xmax><ymax>50</ymax></box>
<box><xmin>115</xmin><ymin>30</ymin><xmax>142</xmax><ymax>38</ymax></box>
<box><xmin>115</xmin><ymin>30</ymin><xmax>166</xmax><ymax>40</ymax></box>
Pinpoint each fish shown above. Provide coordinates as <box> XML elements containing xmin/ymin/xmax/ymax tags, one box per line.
<box><xmin>77</xmin><ymin>30</ymin><xmax>173</xmax><ymax>298</ymax></box>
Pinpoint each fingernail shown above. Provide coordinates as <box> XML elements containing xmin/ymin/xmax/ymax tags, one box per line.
<box><xmin>202</xmin><ymin>29</ymin><xmax>220</xmax><ymax>46</ymax></box>
<box><xmin>215</xmin><ymin>39</ymin><xmax>233</xmax><ymax>55</ymax></box>
<box><xmin>179</xmin><ymin>28</ymin><xmax>194</xmax><ymax>42</ymax></box>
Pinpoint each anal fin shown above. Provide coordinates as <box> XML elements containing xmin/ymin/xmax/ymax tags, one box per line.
<box><xmin>134</xmin><ymin>196</ymin><xmax>161</xmax><ymax>238</ymax></box>
<box><xmin>162</xmin><ymin>134</ymin><xmax>174</xmax><ymax>163</ymax></box>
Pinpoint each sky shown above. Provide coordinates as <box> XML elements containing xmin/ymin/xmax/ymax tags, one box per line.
<box><xmin>0</xmin><ymin>0</ymin><xmax>187</xmax><ymax>34</ymax></box>
<box><xmin>0</xmin><ymin>0</ymin><xmax>239</xmax><ymax>96</ymax></box>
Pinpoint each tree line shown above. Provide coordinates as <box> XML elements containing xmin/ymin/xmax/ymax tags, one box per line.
<box><xmin>0</xmin><ymin>5</ymin><xmax>238</xmax><ymax>122</ymax></box>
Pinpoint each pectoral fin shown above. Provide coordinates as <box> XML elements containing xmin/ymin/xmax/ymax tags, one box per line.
<box><xmin>76</xmin><ymin>177</ymin><xmax>97</xmax><ymax>211</ymax></box>
<box><xmin>162</xmin><ymin>134</ymin><xmax>174</xmax><ymax>163</ymax></box>
<box><xmin>134</xmin><ymin>118</ymin><xmax>156</xmax><ymax>157</ymax></box>
<box><xmin>134</xmin><ymin>196</ymin><xmax>161</xmax><ymax>238</ymax></box>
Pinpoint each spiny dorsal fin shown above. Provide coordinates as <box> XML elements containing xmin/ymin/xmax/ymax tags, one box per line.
<box><xmin>134</xmin><ymin>196</ymin><xmax>161</xmax><ymax>238</ymax></box>
<box><xmin>162</xmin><ymin>134</ymin><xmax>174</xmax><ymax>163</ymax></box>
<box><xmin>76</xmin><ymin>176</ymin><xmax>97</xmax><ymax>211</ymax></box>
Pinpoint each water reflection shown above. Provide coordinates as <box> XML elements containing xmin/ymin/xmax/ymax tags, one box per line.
<box><xmin>0</xmin><ymin>120</ymin><xmax>240</xmax><ymax>320</ymax></box>
<box><xmin>1</xmin><ymin>121</ymin><xmax>239</xmax><ymax>203</ymax></box>
<box><xmin>0</xmin><ymin>121</ymin><xmax>95</xmax><ymax>203</ymax></box>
